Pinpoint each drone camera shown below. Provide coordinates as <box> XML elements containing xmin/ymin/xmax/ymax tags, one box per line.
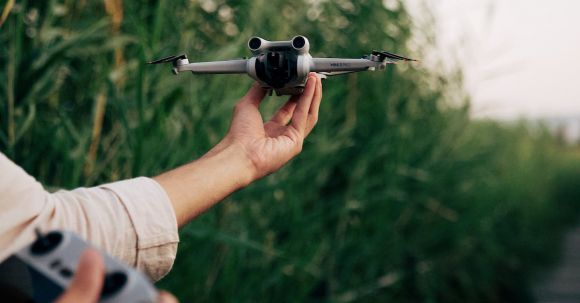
<box><xmin>291</xmin><ymin>35</ymin><xmax>309</xmax><ymax>54</ymax></box>
<box><xmin>248</xmin><ymin>36</ymin><xmax>266</xmax><ymax>52</ymax></box>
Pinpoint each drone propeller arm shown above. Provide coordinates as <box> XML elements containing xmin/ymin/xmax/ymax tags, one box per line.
<box><xmin>309</xmin><ymin>58</ymin><xmax>378</xmax><ymax>73</ymax></box>
<box><xmin>177</xmin><ymin>59</ymin><xmax>248</xmax><ymax>74</ymax></box>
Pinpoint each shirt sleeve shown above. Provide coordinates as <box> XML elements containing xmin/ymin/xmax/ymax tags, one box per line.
<box><xmin>0</xmin><ymin>153</ymin><xmax>179</xmax><ymax>281</ymax></box>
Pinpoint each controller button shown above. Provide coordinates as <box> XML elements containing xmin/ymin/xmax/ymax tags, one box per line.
<box><xmin>60</xmin><ymin>268</ymin><xmax>73</xmax><ymax>278</ymax></box>
<box><xmin>50</xmin><ymin>259</ymin><xmax>61</xmax><ymax>269</ymax></box>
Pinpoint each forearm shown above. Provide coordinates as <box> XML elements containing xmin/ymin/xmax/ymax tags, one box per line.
<box><xmin>0</xmin><ymin>152</ymin><xmax>178</xmax><ymax>281</ymax></box>
<box><xmin>153</xmin><ymin>143</ymin><xmax>255</xmax><ymax>227</ymax></box>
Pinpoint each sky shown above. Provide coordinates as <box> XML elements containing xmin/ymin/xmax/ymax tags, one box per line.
<box><xmin>415</xmin><ymin>0</ymin><xmax>580</xmax><ymax>120</ymax></box>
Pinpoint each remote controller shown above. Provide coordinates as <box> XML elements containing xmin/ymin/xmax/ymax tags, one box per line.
<box><xmin>0</xmin><ymin>229</ymin><xmax>158</xmax><ymax>303</ymax></box>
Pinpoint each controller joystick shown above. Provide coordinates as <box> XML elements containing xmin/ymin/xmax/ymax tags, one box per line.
<box><xmin>101</xmin><ymin>271</ymin><xmax>128</xmax><ymax>298</ymax></box>
<box><xmin>30</xmin><ymin>229</ymin><xmax>63</xmax><ymax>255</ymax></box>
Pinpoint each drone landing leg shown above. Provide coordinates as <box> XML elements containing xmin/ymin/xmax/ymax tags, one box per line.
<box><xmin>315</xmin><ymin>73</ymin><xmax>328</xmax><ymax>80</ymax></box>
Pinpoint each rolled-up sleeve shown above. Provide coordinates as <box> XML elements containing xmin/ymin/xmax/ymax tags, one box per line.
<box><xmin>99</xmin><ymin>178</ymin><xmax>179</xmax><ymax>280</ymax></box>
<box><xmin>0</xmin><ymin>153</ymin><xmax>179</xmax><ymax>281</ymax></box>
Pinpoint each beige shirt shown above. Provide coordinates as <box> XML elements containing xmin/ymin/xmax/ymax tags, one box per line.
<box><xmin>0</xmin><ymin>152</ymin><xmax>179</xmax><ymax>281</ymax></box>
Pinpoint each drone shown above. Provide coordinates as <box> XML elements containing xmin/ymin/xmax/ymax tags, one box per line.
<box><xmin>148</xmin><ymin>35</ymin><xmax>416</xmax><ymax>96</ymax></box>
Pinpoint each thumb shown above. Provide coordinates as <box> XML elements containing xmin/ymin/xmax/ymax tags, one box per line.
<box><xmin>55</xmin><ymin>249</ymin><xmax>105</xmax><ymax>303</ymax></box>
<box><xmin>158</xmin><ymin>291</ymin><xmax>179</xmax><ymax>303</ymax></box>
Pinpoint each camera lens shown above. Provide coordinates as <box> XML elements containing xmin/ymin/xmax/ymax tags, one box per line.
<box><xmin>292</xmin><ymin>36</ymin><xmax>306</xmax><ymax>49</ymax></box>
<box><xmin>249</xmin><ymin>37</ymin><xmax>262</xmax><ymax>50</ymax></box>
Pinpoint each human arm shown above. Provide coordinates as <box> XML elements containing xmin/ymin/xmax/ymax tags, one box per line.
<box><xmin>154</xmin><ymin>73</ymin><xmax>323</xmax><ymax>226</ymax></box>
<box><xmin>0</xmin><ymin>154</ymin><xmax>178</xmax><ymax>281</ymax></box>
<box><xmin>0</xmin><ymin>73</ymin><xmax>321</xmax><ymax>281</ymax></box>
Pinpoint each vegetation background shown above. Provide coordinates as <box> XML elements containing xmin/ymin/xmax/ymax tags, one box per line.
<box><xmin>1</xmin><ymin>0</ymin><xmax>580</xmax><ymax>302</ymax></box>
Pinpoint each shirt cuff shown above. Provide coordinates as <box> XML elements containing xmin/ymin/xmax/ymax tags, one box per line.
<box><xmin>100</xmin><ymin>177</ymin><xmax>179</xmax><ymax>281</ymax></box>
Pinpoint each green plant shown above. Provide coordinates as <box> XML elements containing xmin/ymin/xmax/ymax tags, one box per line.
<box><xmin>2</xmin><ymin>1</ymin><xmax>579</xmax><ymax>302</ymax></box>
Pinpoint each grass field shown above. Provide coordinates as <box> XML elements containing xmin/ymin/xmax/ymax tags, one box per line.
<box><xmin>2</xmin><ymin>1</ymin><xmax>580</xmax><ymax>302</ymax></box>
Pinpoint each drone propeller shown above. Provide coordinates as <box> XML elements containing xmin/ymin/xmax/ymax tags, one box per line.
<box><xmin>372</xmin><ymin>50</ymin><xmax>417</xmax><ymax>62</ymax></box>
<box><xmin>147</xmin><ymin>54</ymin><xmax>188</xmax><ymax>65</ymax></box>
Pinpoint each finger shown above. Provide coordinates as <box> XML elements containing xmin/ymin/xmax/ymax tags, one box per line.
<box><xmin>233</xmin><ymin>82</ymin><xmax>266</xmax><ymax>117</ymax></box>
<box><xmin>306</xmin><ymin>76</ymin><xmax>323</xmax><ymax>135</ymax></box>
<box><xmin>55</xmin><ymin>249</ymin><xmax>105</xmax><ymax>303</ymax></box>
<box><xmin>269</xmin><ymin>97</ymin><xmax>298</xmax><ymax>125</ymax></box>
<box><xmin>158</xmin><ymin>291</ymin><xmax>179</xmax><ymax>303</ymax></box>
<box><xmin>290</xmin><ymin>74</ymin><xmax>317</xmax><ymax>135</ymax></box>
<box><xmin>240</xmin><ymin>82</ymin><xmax>267</xmax><ymax>108</ymax></box>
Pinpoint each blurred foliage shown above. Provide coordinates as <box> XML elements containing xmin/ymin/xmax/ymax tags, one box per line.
<box><xmin>2</xmin><ymin>0</ymin><xmax>580</xmax><ymax>302</ymax></box>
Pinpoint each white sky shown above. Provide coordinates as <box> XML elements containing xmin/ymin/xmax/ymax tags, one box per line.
<box><xmin>416</xmin><ymin>0</ymin><xmax>580</xmax><ymax>119</ymax></box>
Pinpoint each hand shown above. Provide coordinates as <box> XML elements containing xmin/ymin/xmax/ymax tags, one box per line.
<box><xmin>212</xmin><ymin>72</ymin><xmax>323</xmax><ymax>181</ymax></box>
<box><xmin>55</xmin><ymin>249</ymin><xmax>178</xmax><ymax>303</ymax></box>
<box><xmin>154</xmin><ymin>74</ymin><xmax>323</xmax><ymax>226</ymax></box>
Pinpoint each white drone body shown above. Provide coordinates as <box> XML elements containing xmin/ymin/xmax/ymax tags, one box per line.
<box><xmin>149</xmin><ymin>35</ymin><xmax>415</xmax><ymax>96</ymax></box>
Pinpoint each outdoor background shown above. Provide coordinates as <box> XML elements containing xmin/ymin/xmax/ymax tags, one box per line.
<box><xmin>1</xmin><ymin>0</ymin><xmax>580</xmax><ymax>302</ymax></box>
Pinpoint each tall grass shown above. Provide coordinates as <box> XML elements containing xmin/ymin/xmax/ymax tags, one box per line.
<box><xmin>1</xmin><ymin>1</ymin><xmax>580</xmax><ymax>302</ymax></box>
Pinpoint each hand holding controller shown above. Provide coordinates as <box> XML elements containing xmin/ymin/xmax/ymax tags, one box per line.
<box><xmin>55</xmin><ymin>249</ymin><xmax>178</xmax><ymax>303</ymax></box>
<box><xmin>0</xmin><ymin>229</ymin><xmax>167</xmax><ymax>303</ymax></box>
<box><xmin>54</xmin><ymin>249</ymin><xmax>106</xmax><ymax>303</ymax></box>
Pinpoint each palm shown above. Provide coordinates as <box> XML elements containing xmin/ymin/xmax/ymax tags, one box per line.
<box><xmin>258</xmin><ymin>122</ymin><xmax>302</xmax><ymax>167</ymax></box>
<box><xmin>224</xmin><ymin>75</ymin><xmax>322</xmax><ymax>179</ymax></box>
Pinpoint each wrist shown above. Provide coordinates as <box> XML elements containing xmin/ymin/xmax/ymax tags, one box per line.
<box><xmin>155</xmin><ymin>139</ymin><xmax>258</xmax><ymax>226</ymax></box>
<box><xmin>206</xmin><ymin>140</ymin><xmax>258</xmax><ymax>188</ymax></box>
